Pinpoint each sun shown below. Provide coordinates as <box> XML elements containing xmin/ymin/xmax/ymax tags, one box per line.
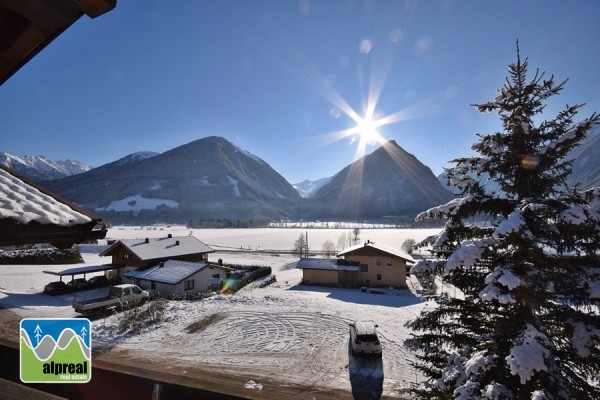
<box><xmin>355</xmin><ymin>114</ymin><xmax>385</xmax><ymax>146</ymax></box>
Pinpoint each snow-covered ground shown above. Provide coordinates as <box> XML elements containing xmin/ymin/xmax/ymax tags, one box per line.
<box><xmin>0</xmin><ymin>226</ymin><xmax>441</xmax><ymax>398</ymax></box>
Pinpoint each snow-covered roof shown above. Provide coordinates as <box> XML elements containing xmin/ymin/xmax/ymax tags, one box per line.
<box><xmin>100</xmin><ymin>236</ymin><xmax>214</xmax><ymax>261</ymax></box>
<box><xmin>43</xmin><ymin>264</ymin><xmax>123</xmax><ymax>277</ymax></box>
<box><xmin>0</xmin><ymin>166</ymin><xmax>107</xmax><ymax>248</ymax></box>
<box><xmin>0</xmin><ymin>166</ymin><xmax>92</xmax><ymax>226</ymax></box>
<box><xmin>296</xmin><ymin>258</ymin><xmax>359</xmax><ymax>271</ymax></box>
<box><xmin>124</xmin><ymin>260</ymin><xmax>212</xmax><ymax>284</ymax></box>
<box><xmin>337</xmin><ymin>240</ymin><xmax>415</xmax><ymax>262</ymax></box>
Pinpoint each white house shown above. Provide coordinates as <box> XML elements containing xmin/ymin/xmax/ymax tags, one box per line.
<box><xmin>124</xmin><ymin>259</ymin><xmax>229</xmax><ymax>296</ymax></box>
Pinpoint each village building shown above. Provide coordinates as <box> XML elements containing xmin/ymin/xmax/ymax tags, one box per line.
<box><xmin>124</xmin><ymin>259</ymin><xmax>229</xmax><ymax>296</ymax></box>
<box><xmin>99</xmin><ymin>235</ymin><xmax>218</xmax><ymax>288</ymax></box>
<box><xmin>297</xmin><ymin>240</ymin><xmax>414</xmax><ymax>289</ymax></box>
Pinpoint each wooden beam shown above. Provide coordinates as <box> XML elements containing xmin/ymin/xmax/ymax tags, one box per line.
<box><xmin>0</xmin><ymin>0</ymin><xmax>78</xmax><ymax>31</ymax></box>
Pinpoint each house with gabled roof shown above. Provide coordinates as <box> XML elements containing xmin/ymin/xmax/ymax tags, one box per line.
<box><xmin>297</xmin><ymin>240</ymin><xmax>414</xmax><ymax>289</ymax></box>
<box><xmin>99</xmin><ymin>235</ymin><xmax>215</xmax><ymax>281</ymax></box>
<box><xmin>124</xmin><ymin>259</ymin><xmax>230</xmax><ymax>296</ymax></box>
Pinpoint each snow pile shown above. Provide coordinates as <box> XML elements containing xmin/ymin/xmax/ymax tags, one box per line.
<box><xmin>244</xmin><ymin>380</ymin><xmax>263</xmax><ymax>390</ymax></box>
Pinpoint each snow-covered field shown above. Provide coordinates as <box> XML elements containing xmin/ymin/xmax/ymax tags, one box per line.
<box><xmin>0</xmin><ymin>226</ymin><xmax>441</xmax><ymax>398</ymax></box>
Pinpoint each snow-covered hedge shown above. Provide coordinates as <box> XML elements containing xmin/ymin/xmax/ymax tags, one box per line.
<box><xmin>0</xmin><ymin>247</ymin><xmax>83</xmax><ymax>265</ymax></box>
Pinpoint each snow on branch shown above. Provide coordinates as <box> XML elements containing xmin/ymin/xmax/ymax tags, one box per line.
<box><xmin>559</xmin><ymin>204</ymin><xmax>600</xmax><ymax>225</ymax></box>
<box><xmin>568</xmin><ymin>319</ymin><xmax>600</xmax><ymax>358</ymax></box>
<box><xmin>445</xmin><ymin>238</ymin><xmax>496</xmax><ymax>273</ymax></box>
<box><xmin>479</xmin><ymin>268</ymin><xmax>522</xmax><ymax>304</ymax></box>
<box><xmin>492</xmin><ymin>207</ymin><xmax>533</xmax><ymax>239</ymax></box>
<box><xmin>506</xmin><ymin>324</ymin><xmax>550</xmax><ymax>384</ymax></box>
<box><xmin>411</xmin><ymin>258</ymin><xmax>444</xmax><ymax>274</ymax></box>
<box><xmin>416</xmin><ymin>196</ymin><xmax>476</xmax><ymax>220</ymax></box>
<box><xmin>539</xmin><ymin>125</ymin><xmax>578</xmax><ymax>155</ymax></box>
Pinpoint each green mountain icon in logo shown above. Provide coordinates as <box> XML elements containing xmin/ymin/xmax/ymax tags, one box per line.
<box><xmin>20</xmin><ymin>326</ymin><xmax>91</xmax><ymax>383</ymax></box>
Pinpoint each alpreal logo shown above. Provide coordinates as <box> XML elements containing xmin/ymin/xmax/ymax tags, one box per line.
<box><xmin>20</xmin><ymin>318</ymin><xmax>91</xmax><ymax>383</ymax></box>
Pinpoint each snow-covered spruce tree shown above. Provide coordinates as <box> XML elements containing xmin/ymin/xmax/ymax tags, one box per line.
<box><xmin>405</xmin><ymin>44</ymin><xmax>600</xmax><ymax>399</ymax></box>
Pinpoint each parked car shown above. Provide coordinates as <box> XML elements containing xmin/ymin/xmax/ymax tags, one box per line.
<box><xmin>43</xmin><ymin>281</ymin><xmax>67</xmax><ymax>295</ymax></box>
<box><xmin>66</xmin><ymin>278</ymin><xmax>90</xmax><ymax>291</ymax></box>
<box><xmin>349</xmin><ymin>321</ymin><xmax>382</xmax><ymax>357</ymax></box>
<box><xmin>72</xmin><ymin>284</ymin><xmax>149</xmax><ymax>315</ymax></box>
<box><xmin>88</xmin><ymin>275</ymin><xmax>109</xmax><ymax>288</ymax></box>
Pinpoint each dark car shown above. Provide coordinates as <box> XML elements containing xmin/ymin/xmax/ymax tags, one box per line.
<box><xmin>66</xmin><ymin>278</ymin><xmax>90</xmax><ymax>292</ymax></box>
<box><xmin>43</xmin><ymin>281</ymin><xmax>67</xmax><ymax>295</ymax></box>
<box><xmin>88</xmin><ymin>275</ymin><xmax>109</xmax><ymax>288</ymax></box>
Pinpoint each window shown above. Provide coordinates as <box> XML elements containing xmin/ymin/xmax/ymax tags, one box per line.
<box><xmin>376</xmin><ymin>258</ymin><xmax>381</xmax><ymax>266</ymax></box>
<box><xmin>387</xmin><ymin>258</ymin><xmax>393</xmax><ymax>266</ymax></box>
<box><xmin>360</xmin><ymin>264</ymin><xmax>368</xmax><ymax>272</ymax></box>
<box><xmin>376</xmin><ymin>274</ymin><xmax>382</xmax><ymax>281</ymax></box>
<box><xmin>151</xmin><ymin>282</ymin><xmax>156</xmax><ymax>290</ymax></box>
<box><xmin>184</xmin><ymin>279</ymin><xmax>194</xmax><ymax>290</ymax></box>
<box><xmin>212</xmin><ymin>273</ymin><xmax>221</xmax><ymax>278</ymax></box>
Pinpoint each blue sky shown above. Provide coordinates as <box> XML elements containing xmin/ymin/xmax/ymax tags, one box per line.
<box><xmin>1</xmin><ymin>0</ymin><xmax>599</xmax><ymax>183</ymax></box>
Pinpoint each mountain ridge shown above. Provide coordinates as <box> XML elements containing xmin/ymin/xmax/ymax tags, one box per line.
<box><xmin>12</xmin><ymin>133</ymin><xmax>597</xmax><ymax>223</ymax></box>
<box><xmin>0</xmin><ymin>153</ymin><xmax>91</xmax><ymax>182</ymax></box>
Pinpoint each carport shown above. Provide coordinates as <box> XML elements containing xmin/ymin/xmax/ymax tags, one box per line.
<box><xmin>43</xmin><ymin>265</ymin><xmax>123</xmax><ymax>282</ymax></box>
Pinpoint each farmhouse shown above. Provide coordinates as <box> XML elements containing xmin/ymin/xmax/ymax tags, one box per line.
<box><xmin>99</xmin><ymin>235</ymin><xmax>215</xmax><ymax>283</ymax></box>
<box><xmin>124</xmin><ymin>259</ymin><xmax>229</xmax><ymax>296</ymax></box>
<box><xmin>298</xmin><ymin>240</ymin><xmax>414</xmax><ymax>289</ymax></box>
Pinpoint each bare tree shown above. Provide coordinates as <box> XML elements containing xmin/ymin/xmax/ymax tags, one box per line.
<box><xmin>337</xmin><ymin>232</ymin><xmax>348</xmax><ymax>251</ymax></box>
<box><xmin>293</xmin><ymin>232</ymin><xmax>309</xmax><ymax>257</ymax></box>
<box><xmin>401</xmin><ymin>238</ymin><xmax>416</xmax><ymax>254</ymax></box>
<box><xmin>352</xmin><ymin>228</ymin><xmax>361</xmax><ymax>244</ymax></box>
<box><xmin>321</xmin><ymin>240</ymin><xmax>336</xmax><ymax>257</ymax></box>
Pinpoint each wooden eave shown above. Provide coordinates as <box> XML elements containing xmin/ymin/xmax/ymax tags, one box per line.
<box><xmin>0</xmin><ymin>0</ymin><xmax>117</xmax><ymax>85</ymax></box>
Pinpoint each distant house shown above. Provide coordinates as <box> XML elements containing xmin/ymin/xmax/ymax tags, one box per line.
<box><xmin>298</xmin><ymin>240</ymin><xmax>414</xmax><ymax>289</ymax></box>
<box><xmin>99</xmin><ymin>235</ymin><xmax>215</xmax><ymax>281</ymax></box>
<box><xmin>124</xmin><ymin>259</ymin><xmax>229</xmax><ymax>296</ymax></box>
<box><xmin>296</xmin><ymin>258</ymin><xmax>360</xmax><ymax>288</ymax></box>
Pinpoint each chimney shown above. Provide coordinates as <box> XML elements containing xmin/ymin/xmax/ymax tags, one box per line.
<box><xmin>145</xmin><ymin>238</ymin><xmax>149</xmax><ymax>243</ymax></box>
<box><xmin>175</xmin><ymin>240</ymin><xmax>180</xmax><ymax>246</ymax></box>
<box><xmin>168</xmin><ymin>233</ymin><xmax>173</xmax><ymax>238</ymax></box>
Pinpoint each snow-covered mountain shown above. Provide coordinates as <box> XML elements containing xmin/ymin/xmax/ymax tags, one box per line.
<box><xmin>301</xmin><ymin>140</ymin><xmax>454</xmax><ymax>221</ymax></box>
<box><xmin>0</xmin><ymin>153</ymin><xmax>91</xmax><ymax>182</ymax></box>
<box><xmin>293</xmin><ymin>177</ymin><xmax>332</xmax><ymax>198</ymax></box>
<box><xmin>18</xmin><ymin>138</ymin><xmax>457</xmax><ymax>223</ymax></box>
<box><xmin>43</xmin><ymin>137</ymin><xmax>301</xmax><ymax>224</ymax></box>
<box><xmin>567</xmin><ymin>123</ymin><xmax>600</xmax><ymax>189</ymax></box>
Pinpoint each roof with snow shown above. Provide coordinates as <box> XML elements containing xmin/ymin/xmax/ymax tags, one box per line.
<box><xmin>337</xmin><ymin>240</ymin><xmax>415</xmax><ymax>262</ymax></box>
<box><xmin>0</xmin><ymin>165</ymin><xmax>108</xmax><ymax>248</ymax></box>
<box><xmin>99</xmin><ymin>236</ymin><xmax>214</xmax><ymax>261</ymax></box>
<box><xmin>296</xmin><ymin>258</ymin><xmax>359</xmax><ymax>271</ymax></box>
<box><xmin>44</xmin><ymin>264</ymin><xmax>123</xmax><ymax>277</ymax></box>
<box><xmin>124</xmin><ymin>260</ymin><xmax>214</xmax><ymax>284</ymax></box>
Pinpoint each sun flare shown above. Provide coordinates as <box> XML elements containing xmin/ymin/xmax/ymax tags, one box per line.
<box><xmin>356</xmin><ymin>116</ymin><xmax>381</xmax><ymax>145</ymax></box>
